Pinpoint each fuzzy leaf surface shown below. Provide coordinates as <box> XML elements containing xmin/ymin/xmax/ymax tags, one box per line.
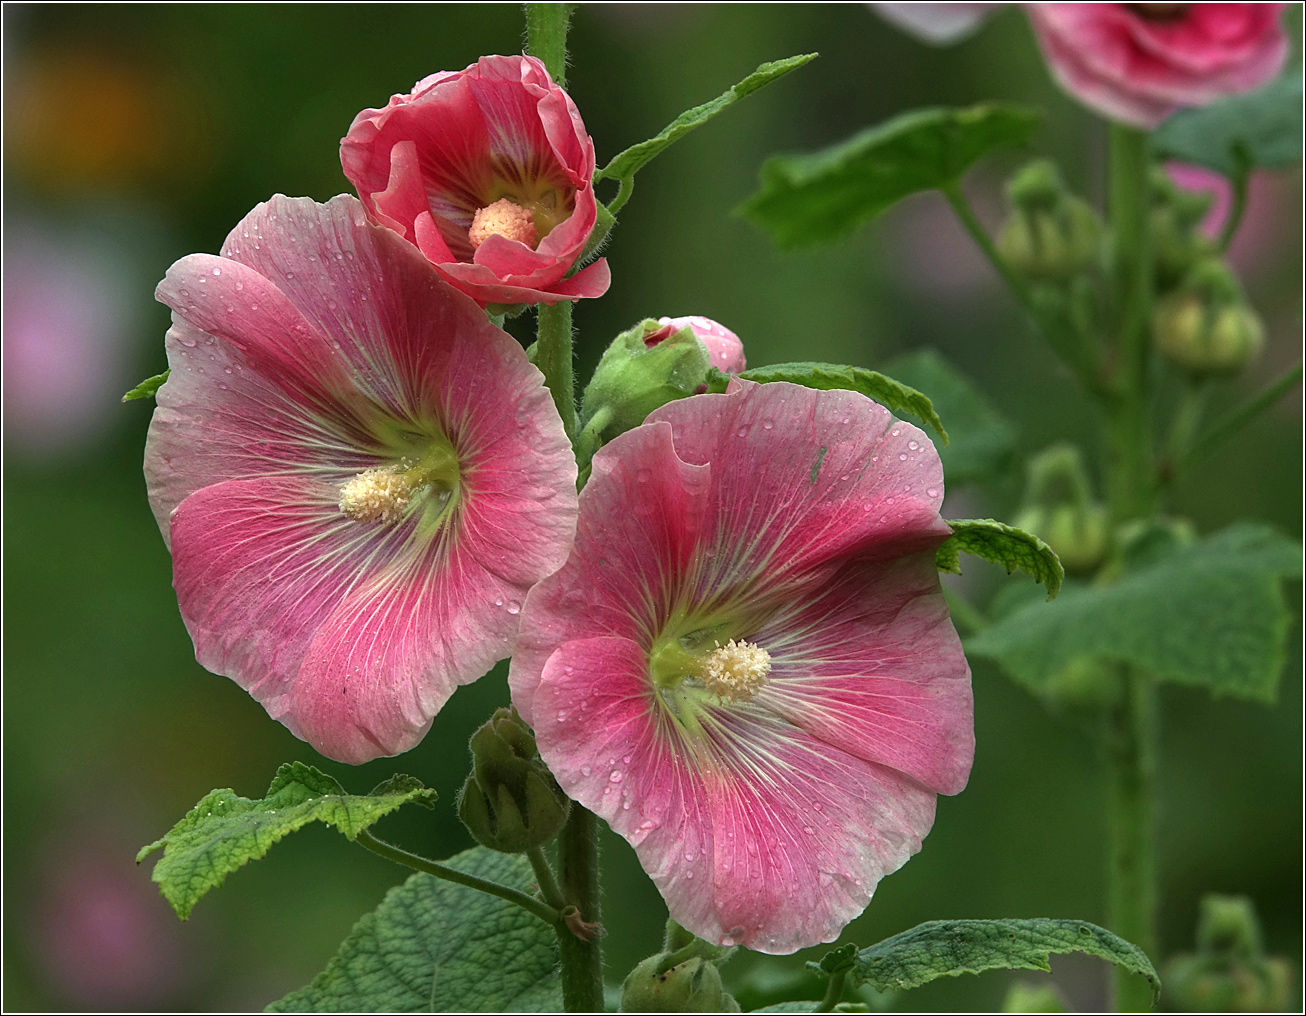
<box><xmin>718</xmin><ymin>361</ymin><xmax>946</xmax><ymax>445</ymax></box>
<box><xmin>937</xmin><ymin>519</ymin><xmax>1063</xmax><ymax>600</ymax></box>
<box><xmin>597</xmin><ymin>54</ymin><xmax>817</xmax><ymax>183</ymax></box>
<box><xmin>968</xmin><ymin>523</ymin><xmax>1302</xmax><ymax>702</ymax></box>
<box><xmin>739</xmin><ymin>103</ymin><xmax>1039</xmax><ymax>248</ymax></box>
<box><xmin>884</xmin><ymin>350</ymin><xmax>1016</xmax><ymax>484</ymax></box>
<box><xmin>137</xmin><ymin>763</ymin><xmax>435</xmax><ymax>919</ymax></box>
<box><xmin>122</xmin><ymin>370</ymin><xmax>170</xmax><ymax>401</ymax></box>
<box><xmin>1153</xmin><ymin>72</ymin><xmax>1303</xmax><ymax>177</ymax></box>
<box><xmin>268</xmin><ymin>847</ymin><xmax>560</xmax><ymax>1013</ymax></box>
<box><xmin>843</xmin><ymin>919</ymin><xmax>1158</xmax><ymax>998</ymax></box>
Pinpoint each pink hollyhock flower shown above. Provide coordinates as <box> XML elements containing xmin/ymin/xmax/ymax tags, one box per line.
<box><xmin>872</xmin><ymin>3</ymin><xmax>1003</xmax><ymax>45</ymax></box>
<box><xmin>145</xmin><ymin>194</ymin><xmax>577</xmax><ymax>764</ymax></box>
<box><xmin>340</xmin><ymin>55</ymin><xmax>610</xmax><ymax>307</ymax></box>
<box><xmin>654</xmin><ymin>316</ymin><xmax>747</xmax><ymax>374</ymax></box>
<box><xmin>1028</xmin><ymin>3</ymin><xmax>1290</xmax><ymax>129</ymax></box>
<box><xmin>510</xmin><ymin>381</ymin><xmax>973</xmax><ymax>953</ymax></box>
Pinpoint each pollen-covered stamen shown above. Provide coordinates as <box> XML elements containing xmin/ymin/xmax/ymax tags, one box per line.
<box><xmin>468</xmin><ymin>198</ymin><xmax>538</xmax><ymax>250</ymax></box>
<box><xmin>338</xmin><ymin>465</ymin><xmax>415</xmax><ymax>525</ymax></box>
<box><xmin>699</xmin><ymin>639</ymin><xmax>772</xmax><ymax>703</ymax></box>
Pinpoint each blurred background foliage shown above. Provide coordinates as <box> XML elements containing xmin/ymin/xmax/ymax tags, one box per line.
<box><xmin>2</xmin><ymin>3</ymin><xmax>1299</xmax><ymax>1011</ymax></box>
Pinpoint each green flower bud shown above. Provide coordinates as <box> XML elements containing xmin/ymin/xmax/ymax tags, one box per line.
<box><xmin>579</xmin><ymin>319</ymin><xmax>713</xmax><ymax>448</ymax></box>
<box><xmin>1196</xmin><ymin>895</ymin><xmax>1264</xmax><ymax>958</ymax></box>
<box><xmin>1039</xmin><ymin>656</ymin><xmax>1123</xmax><ymax>715</ymax></box>
<box><xmin>1151</xmin><ymin>170</ymin><xmax>1217</xmax><ymax>292</ymax></box>
<box><xmin>1153</xmin><ymin>260</ymin><xmax>1264</xmax><ymax>377</ymax></box>
<box><xmin>1014</xmin><ymin>444</ymin><xmax>1108</xmax><ymax>574</ymax></box>
<box><xmin>619</xmin><ymin>955</ymin><xmax>741</xmax><ymax>1013</ymax></box>
<box><xmin>457</xmin><ymin>707</ymin><xmax>570</xmax><ymax>853</ymax></box>
<box><xmin>998</xmin><ymin>161</ymin><xmax>1103</xmax><ymax>282</ymax></box>
<box><xmin>1164</xmin><ymin>894</ymin><xmax>1294</xmax><ymax>1013</ymax></box>
<box><xmin>1001</xmin><ymin>981</ymin><xmax>1068</xmax><ymax>1012</ymax></box>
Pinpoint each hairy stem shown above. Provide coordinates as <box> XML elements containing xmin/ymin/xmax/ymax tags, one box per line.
<box><xmin>815</xmin><ymin>968</ymin><xmax>849</xmax><ymax>1013</ymax></box>
<box><xmin>536</xmin><ymin>301</ymin><xmax>578</xmax><ymax>439</ymax></box>
<box><xmin>355</xmin><ymin>830</ymin><xmax>561</xmax><ymax>926</ymax></box>
<box><xmin>525</xmin><ymin>3</ymin><xmax>573</xmax><ymax>86</ymax></box>
<box><xmin>557</xmin><ymin>807</ymin><xmax>605</xmax><ymax>1012</ymax></box>
<box><xmin>527</xmin><ymin>845</ymin><xmax>567</xmax><ymax>910</ymax></box>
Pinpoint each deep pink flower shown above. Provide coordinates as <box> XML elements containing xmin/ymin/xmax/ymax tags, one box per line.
<box><xmin>510</xmin><ymin>381</ymin><xmax>973</xmax><ymax>953</ymax></box>
<box><xmin>1028</xmin><ymin>3</ymin><xmax>1289</xmax><ymax>129</ymax></box>
<box><xmin>145</xmin><ymin>194</ymin><xmax>577</xmax><ymax>764</ymax></box>
<box><xmin>340</xmin><ymin>55</ymin><xmax>610</xmax><ymax>307</ymax></box>
<box><xmin>654</xmin><ymin>316</ymin><xmax>747</xmax><ymax>374</ymax></box>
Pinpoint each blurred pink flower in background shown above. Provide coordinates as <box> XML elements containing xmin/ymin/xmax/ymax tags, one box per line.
<box><xmin>1028</xmin><ymin>3</ymin><xmax>1290</xmax><ymax>128</ymax></box>
<box><xmin>871</xmin><ymin>2</ymin><xmax>1002</xmax><ymax>45</ymax></box>
<box><xmin>1166</xmin><ymin>162</ymin><xmax>1290</xmax><ymax>276</ymax></box>
<box><xmin>3</xmin><ymin>223</ymin><xmax>137</xmax><ymax>455</ymax></box>
<box><xmin>341</xmin><ymin>55</ymin><xmax>609</xmax><ymax>307</ymax></box>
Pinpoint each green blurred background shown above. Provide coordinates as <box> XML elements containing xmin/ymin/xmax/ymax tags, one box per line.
<box><xmin>3</xmin><ymin>3</ymin><xmax>1300</xmax><ymax>1011</ymax></box>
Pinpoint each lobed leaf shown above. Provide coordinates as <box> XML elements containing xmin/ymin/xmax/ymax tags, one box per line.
<box><xmin>937</xmin><ymin>519</ymin><xmax>1063</xmax><ymax>600</ymax></box>
<box><xmin>1152</xmin><ymin>72</ymin><xmax>1303</xmax><ymax>178</ymax></box>
<box><xmin>839</xmin><ymin>919</ymin><xmax>1158</xmax><ymax>998</ymax></box>
<box><xmin>969</xmin><ymin>523</ymin><xmax>1302</xmax><ymax>702</ymax></box>
<box><xmin>268</xmin><ymin>847</ymin><xmax>560</xmax><ymax>1013</ymax></box>
<box><xmin>883</xmin><ymin>350</ymin><xmax>1016</xmax><ymax>484</ymax></box>
<box><xmin>122</xmin><ymin>369</ymin><xmax>170</xmax><ymax>402</ymax></box>
<box><xmin>137</xmin><ymin>762</ymin><xmax>435</xmax><ymax>919</ymax></box>
<box><xmin>597</xmin><ymin>53</ymin><xmax>817</xmax><ymax>184</ymax></box>
<box><xmin>730</xmin><ymin>361</ymin><xmax>947</xmax><ymax>445</ymax></box>
<box><xmin>738</xmin><ymin>103</ymin><xmax>1040</xmax><ymax>248</ymax></box>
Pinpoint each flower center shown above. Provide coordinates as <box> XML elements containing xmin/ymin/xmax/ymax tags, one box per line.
<box><xmin>648</xmin><ymin>635</ymin><xmax>772</xmax><ymax>705</ymax></box>
<box><xmin>338</xmin><ymin>439</ymin><xmax>460</xmax><ymax>528</ymax></box>
<box><xmin>1126</xmin><ymin>3</ymin><xmax>1190</xmax><ymax>21</ymax></box>
<box><xmin>468</xmin><ymin>198</ymin><xmax>538</xmax><ymax>250</ymax></box>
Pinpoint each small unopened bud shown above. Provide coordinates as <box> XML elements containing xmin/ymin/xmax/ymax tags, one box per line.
<box><xmin>1014</xmin><ymin>444</ymin><xmax>1108</xmax><ymax>574</ymax></box>
<box><xmin>656</xmin><ymin>316</ymin><xmax>746</xmax><ymax>374</ymax></box>
<box><xmin>457</xmin><ymin>707</ymin><xmax>570</xmax><ymax>853</ymax></box>
<box><xmin>619</xmin><ymin>955</ymin><xmax>741</xmax><ymax>1013</ymax></box>
<box><xmin>1196</xmin><ymin>895</ymin><xmax>1264</xmax><ymax>958</ymax></box>
<box><xmin>998</xmin><ymin>161</ymin><xmax>1103</xmax><ymax>282</ymax></box>
<box><xmin>1164</xmin><ymin>894</ymin><xmax>1292</xmax><ymax>1012</ymax></box>
<box><xmin>1151</xmin><ymin>167</ymin><xmax>1217</xmax><ymax>291</ymax></box>
<box><xmin>1001</xmin><ymin>981</ymin><xmax>1068</xmax><ymax>1013</ymax></box>
<box><xmin>1153</xmin><ymin>259</ymin><xmax>1264</xmax><ymax>376</ymax></box>
<box><xmin>579</xmin><ymin>319</ymin><xmax>714</xmax><ymax>446</ymax></box>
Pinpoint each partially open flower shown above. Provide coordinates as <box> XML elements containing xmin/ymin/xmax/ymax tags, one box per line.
<box><xmin>341</xmin><ymin>55</ymin><xmax>610</xmax><ymax>306</ymax></box>
<box><xmin>655</xmin><ymin>316</ymin><xmax>747</xmax><ymax>375</ymax></box>
<box><xmin>1028</xmin><ymin>4</ymin><xmax>1290</xmax><ymax>129</ymax></box>
<box><xmin>145</xmin><ymin>194</ymin><xmax>577</xmax><ymax>764</ymax></box>
<box><xmin>511</xmin><ymin>380</ymin><xmax>973</xmax><ymax>953</ymax></box>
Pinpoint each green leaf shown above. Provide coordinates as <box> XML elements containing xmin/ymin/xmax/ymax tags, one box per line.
<box><xmin>122</xmin><ymin>369</ymin><xmax>170</xmax><ymax>402</ymax></box>
<box><xmin>751</xmin><ymin>1005</ymin><xmax>868</xmax><ymax>1014</ymax></box>
<box><xmin>268</xmin><ymin>847</ymin><xmax>560</xmax><ymax>1013</ymax></box>
<box><xmin>883</xmin><ymin>350</ymin><xmax>1016</xmax><ymax>484</ymax></box>
<box><xmin>969</xmin><ymin>523</ymin><xmax>1302</xmax><ymax>703</ymax></box>
<box><xmin>724</xmin><ymin>361</ymin><xmax>947</xmax><ymax>445</ymax></box>
<box><xmin>596</xmin><ymin>53</ymin><xmax>817</xmax><ymax>184</ymax></box>
<box><xmin>938</xmin><ymin>519</ymin><xmax>1064</xmax><ymax>600</ymax></box>
<box><xmin>739</xmin><ymin>103</ymin><xmax>1040</xmax><ymax>248</ymax></box>
<box><xmin>844</xmin><ymin>919</ymin><xmax>1158</xmax><ymax>999</ymax></box>
<box><xmin>137</xmin><ymin>763</ymin><xmax>436</xmax><ymax>919</ymax></box>
<box><xmin>1152</xmin><ymin>72</ymin><xmax>1303</xmax><ymax>177</ymax></box>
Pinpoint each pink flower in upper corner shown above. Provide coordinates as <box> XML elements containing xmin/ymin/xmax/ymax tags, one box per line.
<box><xmin>1028</xmin><ymin>3</ymin><xmax>1290</xmax><ymax>129</ymax></box>
<box><xmin>145</xmin><ymin>194</ymin><xmax>577</xmax><ymax>764</ymax></box>
<box><xmin>654</xmin><ymin>316</ymin><xmax>747</xmax><ymax>374</ymax></box>
<box><xmin>872</xmin><ymin>3</ymin><xmax>1003</xmax><ymax>45</ymax></box>
<box><xmin>510</xmin><ymin>381</ymin><xmax>973</xmax><ymax>953</ymax></box>
<box><xmin>340</xmin><ymin>55</ymin><xmax>610</xmax><ymax>307</ymax></box>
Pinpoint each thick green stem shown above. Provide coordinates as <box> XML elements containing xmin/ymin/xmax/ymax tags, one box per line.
<box><xmin>815</xmin><ymin>969</ymin><xmax>849</xmax><ymax>1013</ymax></box>
<box><xmin>527</xmin><ymin>845</ymin><xmax>567</xmax><ymax>910</ymax></box>
<box><xmin>1161</xmin><ymin>380</ymin><xmax>1209</xmax><ymax>483</ymax></box>
<box><xmin>536</xmin><ymin>301</ymin><xmax>577</xmax><ymax>439</ymax></box>
<box><xmin>1102</xmin><ymin>123</ymin><xmax>1160</xmax><ymax>1012</ymax></box>
<box><xmin>1105</xmin><ymin>670</ymin><xmax>1158</xmax><ymax>1012</ymax></box>
<box><xmin>355</xmin><ymin>830</ymin><xmax>561</xmax><ymax>926</ymax></box>
<box><xmin>557</xmin><ymin>807</ymin><xmax>605</xmax><ymax>1012</ymax></box>
<box><xmin>525</xmin><ymin>3</ymin><xmax>573</xmax><ymax>86</ymax></box>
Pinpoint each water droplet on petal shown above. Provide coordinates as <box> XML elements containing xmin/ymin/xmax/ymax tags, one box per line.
<box><xmin>899</xmin><ymin>453</ymin><xmax>908</xmax><ymax>461</ymax></box>
<box><xmin>908</xmin><ymin>440</ymin><xmax>920</xmax><ymax>450</ymax></box>
<box><xmin>927</xmin><ymin>487</ymin><xmax>939</xmax><ymax>498</ymax></box>
<box><xmin>609</xmin><ymin>770</ymin><xmax>622</xmax><ymax>783</ymax></box>
<box><xmin>581</xmin><ymin>766</ymin><xmax>591</xmax><ymax>777</ymax></box>
<box><xmin>211</xmin><ymin>267</ymin><xmax>221</xmax><ymax>276</ymax></box>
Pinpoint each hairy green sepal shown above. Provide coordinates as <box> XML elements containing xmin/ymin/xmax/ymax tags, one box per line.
<box><xmin>137</xmin><ymin>762</ymin><xmax>435</xmax><ymax>919</ymax></box>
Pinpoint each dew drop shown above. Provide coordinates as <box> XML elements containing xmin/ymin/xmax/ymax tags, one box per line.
<box><xmin>762</xmin><ymin>418</ymin><xmax>774</xmax><ymax>430</ymax></box>
<box><xmin>609</xmin><ymin>770</ymin><xmax>623</xmax><ymax>783</ymax></box>
<box><xmin>685</xmin><ymin>871</ymin><xmax>693</xmax><ymax>879</ymax></box>
<box><xmin>736</xmin><ymin>425</ymin><xmax>749</xmax><ymax>438</ymax></box>
<box><xmin>908</xmin><ymin>440</ymin><xmax>920</xmax><ymax>451</ymax></box>
<box><xmin>899</xmin><ymin>453</ymin><xmax>908</xmax><ymax>461</ymax></box>
<box><xmin>506</xmin><ymin>601</ymin><xmax>521</xmax><ymax>615</ymax></box>
<box><xmin>581</xmin><ymin>766</ymin><xmax>591</xmax><ymax>777</ymax></box>
<box><xmin>179</xmin><ymin>287</ymin><xmax>190</xmax><ymax>297</ymax></box>
<box><xmin>556</xmin><ymin>711</ymin><xmax>567</xmax><ymax>722</ymax></box>
<box><xmin>212</xmin><ymin>267</ymin><xmax>222</xmax><ymax>276</ymax></box>
<box><xmin>927</xmin><ymin>487</ymin><xmax>939</xmax><ymax>498</ymax></box>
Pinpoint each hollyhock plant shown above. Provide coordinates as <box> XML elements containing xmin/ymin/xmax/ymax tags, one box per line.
<box><xmin>145</xmin><ymin>193</ymin><xmax>577</xmax><ymax>764</ymax></box>
<box><xmin>511</xmin><ymin>380</ymin><xmax>973</xmax><ymax>953</ymax></box>
<box><xmin>340</xmin><ymin>55</ymin><xmax>610</xmax><ymax>306</ymax></box>
<box><xmin>1028</xmin><ymin>3</ymin><xmax>1290</xmax><ymax>129</ymax></box>
<box><xmin>654</xmin><ymin>315</ymin><xmax>747</xmax><ymax>374</ymax></box>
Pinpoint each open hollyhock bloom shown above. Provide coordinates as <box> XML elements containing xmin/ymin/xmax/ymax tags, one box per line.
<box><xmin>1028</xmin><ymin>3</ymin><xmax>1289</xmax><ymax>129</ymax></box>
<box><xmin>511</xmin><ymin>381</ymin><xmax>973</xmax><ymax>953</ymax></box>
<box><xmin>145</xmin><ymin>194</ymin><xmax>577</xmax><ymax>764</ymax></box>
<box><xmin>340</xmin><ymin>55</ymin><xmax>610</xmax><ymax>306</ymax></box>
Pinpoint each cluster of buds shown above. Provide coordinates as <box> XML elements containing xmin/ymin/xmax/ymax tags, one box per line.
<box><xmin>1164</xmin><ymin>894</ymin><xmax>1293</xmax><ymax>1011</ymax></box>
<box><xmin>1150</xmin><ymin>168</ymin><xmax>1217</xmax><ymax>292</ymax></box>
<box><xmin>457</xmin><ymin>707</ymin><xmax>570</xmax><ymax>854</ymax></box>
<box><xmin>997</xmin><ymin>160</ymin><xmax>1103</xmax><ymax>284</ymax></box>
<box><xmin>1013</xmin><ymin>443</ymin><xmax>1109</xmax><ymax>575</ymax></box>
<box><xmin>619</xmin><ymin>923</ymin><xmax>741</xmax><ymax>1013</ymax></box>
<box><xmin>1153</xmin><ymin>258</ymin><xmax>1265</xmax><ymax>377</ymax></box>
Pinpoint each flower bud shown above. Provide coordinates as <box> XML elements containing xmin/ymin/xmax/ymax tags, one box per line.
<box><xmin>1014</xmin><ymin>444</ymin><xmax>1109</xmax><ymax>574</ymax></box>
<box><xmin>457</xmin><ymin>707</ymin><xmax>570</xmax><ymax>853</ymax></box>
<box><xmin>998</xmin><ymin>161</ymin><xmax>1103</xmax><ymax>282</ymax></box>
<box><xmin>1151</xmin><ymin>168</ymin><xmax>1216</xmax><ymax>291</ymax></box>
<box><xmin>1001</xmin><ymin>981</ymin><xmax>1068</xmax><ymax>1012</ymax></box>
<box><xmin>1163</xmin><ymin>893</ymin><xmax>1293</xmax><ymax>1013</ymax></box>
<box><xmin>656</xmin><ymin>316</ymin><xmax>747</xmax><ymax>374</ymax></box>
<box><xmin>1153</xmin><ymin>260</ymin><xmax>1264</xmax><ymax>376</ymax></box>
<box><xmin>579</xmin><ymin>319</ymin><xmax>714</xmax><ymax>446</ymax></box>
<box><xmin>619</xmin><ymin>954</ymin><xmax>741</xmax><ymax>1013</ymax></box>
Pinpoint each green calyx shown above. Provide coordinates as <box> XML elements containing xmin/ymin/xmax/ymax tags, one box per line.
<box><xmin>578</xmin><ymin>319</ymin><xmax>713</xmax><ymax>451</ymax></box>
<box><xmin>1152</xmin><ymin>259</ymin><xmax>1264</xmax><ymax>376</ymax></box>
<box><xmin>1163</xmin><ymin>894</ymin><xmax>1291</xmax><ymax>1012</ymax></box>
<box><xmin>457</xmin><ymin>707</ymin><xmax>571</xmax><ymax>854</ymax></box>
<box><xmin>998</xmin><ymin>160</ymin><xmax>1103</xmax><ymax>283</ymax></box>
<box><xmin>1150</xmin><ymin>167</ymin><xmax>1217</xmax><ymax>291</ymax></box>
<box><xmin>1013</xmin><ymin>444</ymin><xmax>1109</xmax><ymax>574</ymax></box>
<box><xmin>618</xmin><ymin>953</ymin><xmax>740</xmax><ymax>1013</ymax></box>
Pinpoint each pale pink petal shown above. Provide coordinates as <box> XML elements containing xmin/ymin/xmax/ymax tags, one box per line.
<box><xmin>657</xmin><ymin>316</ymin><xmax>747</xmax><ymax>374</ymax></box>
<box><xmin>873</xmin><ymin>2</ymin><xmax>1002</xmax><ymax>45</ymax></box>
